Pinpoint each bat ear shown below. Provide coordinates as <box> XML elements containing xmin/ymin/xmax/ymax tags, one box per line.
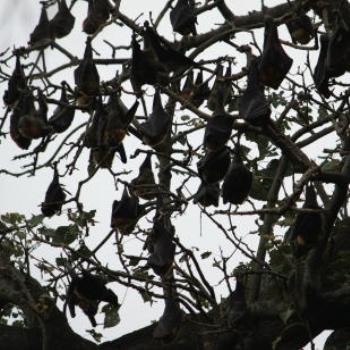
<box><xmin>258</xmin><ymin>19</ymin><xmax>293</xmax><ymax>89</ymax></box>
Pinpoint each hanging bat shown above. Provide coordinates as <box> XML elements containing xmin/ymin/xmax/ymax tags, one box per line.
<box><xmin>153</xmin><ymin>298</ymin><xmax>182</xmax><ymax>341</ymax></box>
<box><xmin>170</xmin><ymin>0</ymin><xmax>197</xmax><ymax>36</ymax></box>
<box><xmin>326</xmin><ymin>20</ymin><xmax>350</xmax><ymax>80</ymax></box>
<box><xmin>258</xmin><ymin>19</ymin><xmax>293</xmax><ymax>89</ymax></box>
<box><xmin>130</xmin><ymin>153</ymin><xmax>157</xmax><ymax>200</ymax></box>
<box><xmin>197</xmin><ymin>146</ymin><xmax>231</xmax><ymax>184</ymax></box>
<box><xmin>227</xmin><ymin>277</ymin><xmax>247</xmax><ymax>326</ymax></box>
<box><xmin>286</xmin><ymin>14</ymin><xmax>314</xmax><ymax>45</ymax></box>
<box><xmin>290</xmin><ymin>184</ymin><xmax>323</xmax><ymax>257</ymax></box>
<box><xmin>83</xmin><ymin>0</ymin><xmax>112</xmax><ymax>35</ymax></box>
<box><xmin>104</xmin><ymin>93</ymin><xmax>138</xmax><ymax>146</ymax></box>
<box><xmin>239</xmin><ymin>58</ymin><xmax>271</xmax><ymax>126</ymax></box>
<box><xmin>17</xmin><ymin>89</ymin><xmax>51</xmax><ymax>139</ymax></box>
<box><xmin>147</xmin><ymin>216</ymin><xmax>175</xmax><ymax>276</ymax></box>
<box><xmin>67</xmin><ymin>271</ymin><xmax>118</xmax><ymax>327</ymax></box>
<box><xmin>130</xmin><ymin>34</ymin><xmax>168</xmax><ymax>93</ymax></box>
<box><xmin>143</xmin><ymin>21</ymin><xmax>194</xmax><ymax>72</ymax></box>
<box><xmin>191</xmin><ymin>70</ymin><xmax>210</xmax><ymax>108</ymax></box>
<box><xmin>203</xmin><ymin>114</ymin><xmax>233</xmax><ymax>151</ymax></box>
<box><xmin>193</xmin><ymin>181</ymin><xmax>220</xmax><ymax>207</ymax></box>
<box><xmin>207</xmin><ymin>63</ymin><xmax>232</xmax><ymax>111</ymax></box>
<box><xmin>49</xmin><ymin>0</ymin><xmax>75</xmax><ymax>39</ymax></box>
<box><xmin>29</xmin><ymin>5</ymin><xmax>52</xmax><ymax>46</ymax></box>
<box><xmin>41</xmin><ymin>168</ymin><xmax>66</xmax><ymax>217</ymax></box>
<box><xmin>180</xmin><ymin>70</ymin><xmax>194</xmax><ymax>100</ymax></box>
<box><xmin>111</xmin><ymin>187</ymin><xmax>143</xmax><ymax>234</ymax></box>
<box><xmin>222</xmin><ymin>151</ymin><xmax>252</xmax><ymax>205</ymax></box>
<box><xmin>3</xmin><ymin>55</ymin><xmax>26</xmax><ymax>107</ymax></box>
<box><xmin>74</xmin><ymin>38</ymin><xmax>100</xmax><ymax>107</ymax></box>
<box><xmin>49</xmin><ymin>84</ymin><xmax>75</xmax><ymax>133</ymax></box>
<box><xmin>313</xmin><ymin>34</ymin><xmax>331</xmax><ymax>98</ymax></box>
<box><xmin>139</xmin><ymin>90</ymin><xmax>171</xmax><ymax>147</ymax></box>
<box><xmin>9</xmin><ymin>94</ymin><xmax>32</xmax><ymax>150</ymax></box>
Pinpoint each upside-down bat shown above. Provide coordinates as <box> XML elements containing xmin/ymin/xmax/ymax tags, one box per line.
<box><xmin>29</xmin><ymin>5</ymin><xmax>52</xmax><ymax>46</ymax></box>
<box><xmin>239</xmin><ymin>58</ymin><xmax>271</xmax><ymax>126</ymax></box>
<box><xmin>197</xmin><ymin>146</ymin><xmax>231</xmax><ymax>184</ymax></box>
<box><xmin>207</xmin><ymin>63</ymin><xmax>232</xmax><ymax>111</ymax></box>
<box><xmin>222</xmin><ymin>151</ymin><xmax>252</xmax><ymax>205</ymax></box>
<box><xmin>130</xmin><ymin>34</ymin><xmax>168</xmax><ymax>93</ymax></box>
<box><xmin>258</xmin><ymin>19</ymin><xmax>293</xmax><ymax>89</ymax></box>
<box><xmin>111</xmin><ymin>187</ymin><xmax>143</xmax><ymax>234</ymax></box>
<box><xmin>170</xmin><ymin>0</ymin><xmax>197</xmax><ymax>36</ymax></box>
<box><xmin>143</xmin><ymin>21</ymin><xmax>194</xmax><ymax>72</ymax></box>
<box><xmin>290</xmin><ymin>184</ymin><xmax>323</xmax><ymax>257</ymax></box>
<box><xmin>3</xmin><ymin>55</ymin><xmax>26</xmax><ymax>107</ymax></box>
<box><xmin>139</xmin><ymin>90</ymin><xmax>171</xmax><ymax>147</ymax></box>
<box><xmin>313</xmin><ymin>34</ymin><xmax>331</xmax><ymax>98</ymax></box>
<box><xmin>49</xmin><ymin>84</ymin><xmax>75</xmax><ymax>133</ymax></box>
<box><xmin>41</xmin><ymin>168</ymin><xmax>66</xmax><ymax>217</ymax></box>
<box><xmin>83</xmin><ymin>0</ymin><xmax>112</xmax><ymax>35</ymax></box>
<box><xmin>49</xmin><ymin>0</ymin><xmax>75</xmax><ymax>39</ymax></box>
<box><xmin>203</xmin><ymin>113</ymin><xmax>233</xmax><ymax>151</ymax></box>
<box><xmin>9</xmin><ymin>94</ymin><xmax>32</xmax><ymax>150</ymax></box>
<box><xmin>147</xmin><ymin>216</ymin><xmax>175</xmax><ymax>276</ymax></box>
<box><xmin>130</xmin><ymin>153</ymin><xmax>157</xmax><ymax>200</ymax></box>
<box><xmin>286</xmin><ymin>14</ymin><xmax>314</xmax><ymax>45</ymax></box>
<box><xmin>153</xmin><ymin>298</ymin><xmax>182</xmax><ymax>341</ymax></box>
<box><xmin>193</xmin><ymin>181</ymin><xmax>220</xmax><ymax>207</ymax></box>
<box><xmin>326</xmin><ymin>20</ymin><xmax>350</xmax><ymax>79</ymax></box>
<box><xmin>180</xmin><ymin>70</ymin><xmax>194</xmax><ymax>100</ymax></box>
<box><xmin>74</xmin><ymin>38</ymin><xmax>100</xmax><ymax>107</ymax></box>
<box><xmin>17</xmin><ymin>89</ymin><xmax>51</xmax><ymax>139</ymax></box>
<box><xmin>104</xmin><ymin>93</ymin><xmax>138</xmax><ymax>146</ymax></box>
<box><xmin>227</xmin><ymin>277</ymin><xmax>247</xmax><ymax>326</ymax></box>
<box><xmin>191</xmin><ymin>70</ymin><xmax>210</xmax><ymax>108</ymax></box>
<box><xmin>67</xmin><ymin>271</ymin><xmax>119</xmax><ymax>327</ymax></box>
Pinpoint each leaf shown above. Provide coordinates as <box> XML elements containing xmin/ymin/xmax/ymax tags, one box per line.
<box><xmin>249</xmin><ymin>176</ymin><xmax>270</xmax><ymax>201</ymax></box>
<box><xmin>102</xmin><ymin>304</ymin><xmax>120</xmax><ymax>328</ymax></box>
<box><xmin>52</xmin><ymin>225</ymin><xmax>79</xmax><ymax>245</ymax></box>
<box><xmin>201</xmin><ymin>251</ymin><xmax>212</xmax><ymax>259</ymax></box>
<box><xmin>28</xmin><ymin>214</ymin><xmax>44</xmax><ymax>226</ymax></box>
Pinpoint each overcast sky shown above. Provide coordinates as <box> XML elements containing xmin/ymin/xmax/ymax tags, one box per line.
<box><xmin>0</xmin><ymin>0</ymin><xmax>331</xmax><ymax>347</ymax></box>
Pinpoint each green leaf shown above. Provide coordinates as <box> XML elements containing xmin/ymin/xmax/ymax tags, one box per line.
<box><xmin>28</xmin><ymin>214</ymin><xmax>44</xmax><ymax>227</ymax></box>
<box><xmin>102</xmin><ymin>304</ymin><xmax>120</xmax><ymax>328</ymax></box>
<box><xmin>52</xmin><ymin>225</ymin><xmax>79</xmax><ymax>245</ymax></box>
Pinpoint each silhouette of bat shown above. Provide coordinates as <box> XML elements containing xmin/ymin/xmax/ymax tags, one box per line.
<box><xmin>49</xmin><ymin>0</ymin><xmax>75</xmax><ymax>39</ymax></box>
<box><xmin>170</xmin><ymin>0</ymin><xmax>197</xmax><ymax>36</ymax></box>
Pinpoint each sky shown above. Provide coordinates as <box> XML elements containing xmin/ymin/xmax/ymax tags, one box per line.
<box><xmin>0</xmin><ymin>0</ymin><xmax>332</xmax><ymax>348</ymax></box>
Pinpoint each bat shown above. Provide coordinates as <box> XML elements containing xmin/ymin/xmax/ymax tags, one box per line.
<box><xmin>130</xmin><ymin>153</ymin><xmax>157</xmax><ymax>200</ymax></box>
<box><xmin>49</xmin><ymin>0</ymin><xmax>75</xmax><ymax>39</ymax></box>
<box><xmin>197</xmin><ymin>146</ymin><xmax>231</xmax><ymax>184</ymax></box>
<box><xmin>139</xmin><ymin>90</ymin><xmax>171</xmax><ymax>147</ymax></box>
<box><xmin>239</xmin><ymin>58</ymin><xmax>271</xmax><ymax>126</ymax></box>
<box><xmin>170</xmin><ymin>0</ymin><xmax>197</xmax><ymax>36</ymax></box>
<box><xmin>49</xmin><ymin>84</ymin><xmax>75</xmax><ymax>133</ymax></box>
<box><xmin>41</xmin><ymin>168</ymin><xmax>66</xmax><ymax>217</ymax></box>
<box><xmin>193</xmin><ymin>181</ymin><xmax>219</xmax><ymax>207</ymax></box>
<box><xmin>110</xmin><ymin>187</ymin><xmax>143</xmax><ymax>234</ymax></box>
<box><xmin>3</xmin><ymin>55</ymin><xmax>26</xmax><ymax>107</ymax></box>
<box><xmin>222</xmin><ymin>152</ymin><xmax>252</xmax><ymax>205</ymax></box>
<box><xmin>258</xmin><ymin>19</ymin><xmax>293</xmax><ymax>89</ymax></box>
